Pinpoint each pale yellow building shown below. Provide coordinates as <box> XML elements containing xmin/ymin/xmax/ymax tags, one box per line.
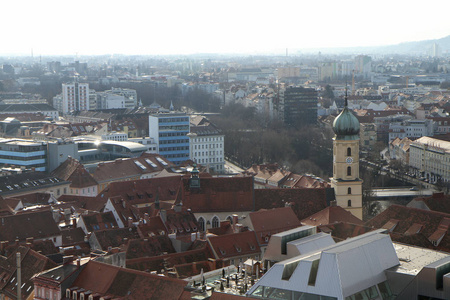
<box><xmin>330</xmin><ymin>98</ymin><xmax>363</xmax><ymax>219</ymax></box>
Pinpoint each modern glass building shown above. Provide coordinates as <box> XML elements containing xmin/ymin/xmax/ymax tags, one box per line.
<box><xmin>149</xmin><ymin>112</ymin><xmax>190</xmax><ymax>165</ymax></box>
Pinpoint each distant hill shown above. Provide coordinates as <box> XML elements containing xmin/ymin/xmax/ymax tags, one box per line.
<box><xmin>301</xmin><ymin>35</ymin><xmax>450</xmax><ymax>55</ymax></box>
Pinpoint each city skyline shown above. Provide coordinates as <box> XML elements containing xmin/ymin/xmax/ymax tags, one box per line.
<box><xmin>2</xmin><ymin>0</ymin><xmax>450</xmax><ymax>56</ymax></box>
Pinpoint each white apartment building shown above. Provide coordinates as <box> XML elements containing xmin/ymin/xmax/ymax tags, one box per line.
<box><xmin>388</xmin><ymin>118</ymin><xmax>435</xmax><ymax>142</ymax></box>
<box><xmin>409</xmin><ymin>136</ymin><xmax>450</xmax><ymax>183</ymax></box>
<box><xmin>61</xmin><ymin>82</ymin><xmax>90</xmax><ymax>114</ymax></box>
<box><xmin>188</xmin><ymin>116</ymin><xmax>225</xmax><ymax>173</ymax></box>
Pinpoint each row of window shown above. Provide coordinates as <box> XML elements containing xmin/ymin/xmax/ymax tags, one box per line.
<box><xmin>158</xmin><ymin>117</ymin><xmax>189</xmax><ymax>123</ymax></box>
<box><xmin>194</xmin><ymin>143</ymin><xmax>222</xmax><ymax>150</ymax></box>
<box><xmin>193</xmin><ymin>151</ymin><xmax>223</xmax><ymax>157</ymax></box>
<box><xmin>160</xmin><ymin>146</ymin><xmax>189</xmax><ymax>152</ymax></box>
<box><xmin>160</xmin><ymin>139</ymin><xmax>189</xmax><ymax>144</ymax></box>
<box><xmin>196</xmin><ymin>158</ymin><xmax>223</xmax><ymax>164</ymax></box>
<box><xmin>193</xmin><ymin>137</ymin><xmax>223</xmax><ymax>142</ymax></box>
<box><xmin>159</xmin><ymin>132</ymin><xmax>187</xmax><ymax>137</ymax></box>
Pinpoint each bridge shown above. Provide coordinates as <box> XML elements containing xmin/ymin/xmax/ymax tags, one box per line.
<box><xmin>371</xmin><ymin>187</ymin><xmax>435</xmax><ymax>199</ymax></box>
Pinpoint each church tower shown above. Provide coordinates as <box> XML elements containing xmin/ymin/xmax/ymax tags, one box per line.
<box><xmin>330</xmin><ymin>93</ymin><xmax>363</xmax><ymax>220</ymax></box>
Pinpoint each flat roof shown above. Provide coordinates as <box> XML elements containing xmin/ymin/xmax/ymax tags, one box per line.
<box><xmin>389</xmin><ymin>243</ymin><xmax>450</xmax><ymax>276</ymax></box>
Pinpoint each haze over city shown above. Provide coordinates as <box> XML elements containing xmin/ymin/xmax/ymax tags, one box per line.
<box><xmin>3</xmin><ymin>0</ymin><xmax>450</xmax><ymax>56</ymax></box>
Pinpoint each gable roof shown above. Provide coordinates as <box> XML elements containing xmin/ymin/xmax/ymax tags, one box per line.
<box><xmin>80</xmin><ymin>211</ymin><xmax>118</xmax><ymax>233</ymax></box>
<box><xmin>126</xmin><ymin>247</ymin><xmax>213</xmax><ymax>276</ymax></box>
<box><xmin>318</xmin><ymin>222</ymin><xmax>375</xmax><ymax>241</ymax></box>
<box><xmin>57</xmin><ymin>195</ymin><xmax>107</xmax><ymax>212</ymax></box>
<box><xmin>0</xmin><ymin>209</ymin><xmax>61</xmax><ymax>242</ymax></box>
<box><xmin>70</xmin><ymin>260</ymin><xmax>188</xmax><ymax>299</ymax></box>
<box><xmin>254</xmin><ymin>188</ymin><xmax>331</xmax><ymax>220</ymax></box>
<box><xmin>208</xmin><ymin>231</ymin><xmax>260</xmax><ymax>259</ymax></box>
<box><xmin>91</xmin><ymin>227</ymin><xmax>140</xmax><ymax>251</ymax></box>
<box><xmin>126</xmin><ymin>236</ymin><xmax>176</xmax><ymax>259</ymax></box>
<box><xmin>182</xmin><ymin>176</ymin><xmax>254</xmax><ymax>212</ymax></box>
<box><xmin>0</xmin><ymin>246</ymin><xmax>57</xmax><ymax>300</ymax></box>
<box><xmin>301</xmin><ymin>205</ymin><xmax>364</xmax><ymax>227</ymax></box>
<box><xmin>92</xmin><ymin>153</ymin><xmax>174</xmax><ymax>183</ymax></box>
<box><xmin>407</xmin><ymin>193</ymin><xmax>450</xmax><ymax>214</ymax></box>
<box><xmin>365</xmin><ymin>204</ymin><xmax>450</xmax><ymax>251</ymax></box>
<box><xmin>52</xmin><ymin>157</ymin><xmax>98</xmax><ymax>189</ymax></box>
<box><xmin>248</xmin><ymin>207</ymin><xmax>301</xmax><ymax>245</ymax></box>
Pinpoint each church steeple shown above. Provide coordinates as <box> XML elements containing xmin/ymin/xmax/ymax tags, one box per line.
<box><xmin>330</xmin><ymin>88</ymin><xmax>363</xmax><ymax>220</ymax></box>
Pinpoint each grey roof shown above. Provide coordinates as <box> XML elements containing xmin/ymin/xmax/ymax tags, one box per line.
<box><xmin>0</xmin><ymin>172</ymin><xmax>68</xmax><ymax>196</ymax></box>
<box><xmin>0</xmin><ymin>104</ymin><xmax>57</xmax><ymax>112</ymax></box>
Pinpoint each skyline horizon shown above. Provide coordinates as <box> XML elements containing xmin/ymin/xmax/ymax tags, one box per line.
<box><xmin>1</xmin><ymin>33</ymin><xmax>449</xmax><ymax>58</ymax></box>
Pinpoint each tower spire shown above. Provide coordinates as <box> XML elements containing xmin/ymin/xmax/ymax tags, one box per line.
<box><xmin>345</xmin><ymin>84</ymin><xmax>348</xmax><ymax>107</ymax></box>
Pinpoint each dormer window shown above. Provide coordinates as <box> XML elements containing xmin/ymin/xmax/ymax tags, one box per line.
<box><xmin>234</xmin><ymin>244</ymin><xmax>241</xmax><ymax>253</ymax></box>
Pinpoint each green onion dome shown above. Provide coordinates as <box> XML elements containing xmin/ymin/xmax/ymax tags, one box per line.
<box><xmin>332</xmin><ymin>106</ymin><xmax>360</xmax><ymax>140</ymax></box>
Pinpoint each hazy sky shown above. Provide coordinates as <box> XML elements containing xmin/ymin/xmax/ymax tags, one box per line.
<box><xmin>2</xmin><ymin>0</ymin><xmax>449</xmax><ymax>56</ymax></box>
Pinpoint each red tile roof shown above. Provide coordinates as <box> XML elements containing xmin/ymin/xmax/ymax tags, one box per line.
<box><xmin>80</xmin><ymin>211</ymin><xmax>118</xmax><ymax>232</ymax></box>
<box><xmin>408</xmin><ymin>193</ymin><xmax>450</xmax><ymax>214</ymax></box>
<box><xmin>318</xmin><ymin>222</ymin><xmax>375</xmax><ymax>241</ymax></box>
<box><xmin>52</xmin><ymin>157</ymin><xmax>98</xmax><ymax>188</ymax></box>
<box><xmin>126</xmin><ymin>235</ymin><xmax>176</xmax><ymax>259</ymax></box>
<box><xmin>254</xmin><ymin>188</ymin><xmax>330</xmax><ymax>220</ymax></box>
<box><xmin>57</xmin><ymin>195</ymin><xmax>107</xmax><ymax>212</ymax></box>
<box><xmin>92</xmin><ymin>153</ymin><xmax>174</xmax><ymax>183</ymax></box>
<box><xmin>249</xmin><ymin>207</ymin><xmax>301</xmax><ymax>245</ymax></box>
<box><xmin>208</xmin><ymin>231</ymin><xmax>260</xmax><ymax>260</ymax></box>
<box><xmin>0</xmin><ymin>246</ymin><xmax>57</xmax><ymax>300</ymax></box>
<box><xmin>0</xmin><ymin>209</ymin><xmax>61</xmax><ymax>243</ymax></box>
<box><xmin>182</xmin><ymin>176</ymin><xmax>254</xmax><ymax>212</ymax></box>
<box><xmin>70</xmin><ymin>260</ymin><xmax>188</xmax><ymax>299</ymax></box>
<box><xmin>126</xmin><ymin>247</ymin><xmax>214</xmax><ymax>277</ymax></box>
<box><xmin>301</xmin><ymin>206</ymin><xmax>364</xmax><ymax>227</ymax></box>
<box><xmin>90</xmin><ymin>227</ymin><xmax>141</xmax><ymax>251</ymax></box>
<box><xmin>366</xmin><ymin>205</ymin><xmax>450</xmax><ymax>250</ymax></box>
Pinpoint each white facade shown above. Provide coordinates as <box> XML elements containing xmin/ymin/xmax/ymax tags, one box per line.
<box><xmin>61</xmin><ymin>82</ymin><xmax>90</xmax><ymax>114</ymax></box>
<box><xmin>189</xmin><ymin>134</ymin><xmax>225</xmax><ymax>173</ymax></box>
<box><xmin>409</xmin><ymin>136</ymin><xmax>450</xmax><ymax>183</ymax></box>
<box><xmin>389</xmin><ymin>119</ymin><xmax>435</xmax><ymax>142</ymax></box>
<box><xmin>128</xmin><ymin>137</ymin><xmax>158</xmax><ymax>153</ymax></box>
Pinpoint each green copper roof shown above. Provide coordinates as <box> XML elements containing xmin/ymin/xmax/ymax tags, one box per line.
<box><xmin>332</xmin><ymin>106</ymin><xmax>360</xmax><ymax>140</ymax></box>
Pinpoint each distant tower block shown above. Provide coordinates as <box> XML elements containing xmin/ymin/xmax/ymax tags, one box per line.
<box><xmin>330</xmin><ymin>92</ymin><xmax>363</xmax><ymax>220</ymax></box>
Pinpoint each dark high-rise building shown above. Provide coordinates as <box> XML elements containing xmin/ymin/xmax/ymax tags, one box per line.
<box><xmin>281</xmin><ymin>86</ymin><xmax>318</xmax><ymax>126</ymax></box>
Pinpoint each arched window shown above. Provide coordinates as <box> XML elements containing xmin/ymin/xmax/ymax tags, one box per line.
<box><xmin>348</xmin><ymin>200</ymin><xmax>352</xmax><ymax>207</ymax></box>
<box><xmin>348</xmin><ymin>187</ymin><xmax>352</xmax><ymax>194</ymax></box>
<box><xmin>212</xmin><ymin>216</ymin><xmax>220</xmax><ymax>228</ymax></box>
<box><xmin>347</xmin><ymin>147</ymin><xmax>352</xmax><ymax>156</ymax></box>
<box><xmin>198</xmin><ymin>217</ymin><xmax>205</xmax><ymax>232</ymax></box>
<box><xmin>347</xmin><ymin>166</ymin><xmax>352</xmax><ymax>176</ymax></box>
<box><xmin>226</xmin><ymin>216</ymin><xmax>233</xmax><ymax>224</ymax></box>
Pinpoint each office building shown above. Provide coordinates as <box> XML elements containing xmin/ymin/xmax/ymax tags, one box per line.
<box><xmin>280</xmin><ymin>86</ymin><xmax>318</xmax><ymax>126</ymax></box>
<box><xmin>60</xmin><ymin>82</ymin><xmax>90</xmax><ymax>114</ymax></box>
<box><xmin>149</xmin><ymin>112</ymin><xmax>190</xmax><ymax>165</ymax></box>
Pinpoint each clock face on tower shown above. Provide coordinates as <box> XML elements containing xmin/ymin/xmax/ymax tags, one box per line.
<box><xmin>346</xmin><ymin>157</ymin><xmax>353</xmax><ymax>164</ymax></box>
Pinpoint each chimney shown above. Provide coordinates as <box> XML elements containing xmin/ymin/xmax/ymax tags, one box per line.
<box><xmin>15</xmin><ymin>239</ymin><xmax>19</xmax><ymax>247</ymax></box>
<box><xmin>0</xmin><ymin>241</ymin><xmax>7</xmax><ymax>252</ymax></box>
<box><xmin>127</xmin><ymin>217</ymin><xmax>133</xmax><ymax>227</ymax></box>
<box><xmin>26</xmin><ymin>237</ymin><xmax>34</xmax><ymax>244</ymax></box>
<box><xmin>72</xmin><ymin>218</ymin><xmax>77</xmax><ymax>227</ymax></box>
<box><xmin>330</xmin><ymin>200</ymin><xmax>337</xmax><ymax>207</ymax></box>
<box><xmin>144</xmin><ymin>213</ymin><xmax>150</xmax><ymax>223</ymax></box>
<box><xmin>232</xmin><ymin>214</ymin><xmax>238</xmax><ymax>225</ymax></box>
<box><xmin>63</xmin><ymin>255</ymin><xmax>74</xmax><ymax>265</ymax></box>
<box><xmin>17</xmin><ymin>252</ymin><xmax>21</xmax><ymax>300</ymax></box>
